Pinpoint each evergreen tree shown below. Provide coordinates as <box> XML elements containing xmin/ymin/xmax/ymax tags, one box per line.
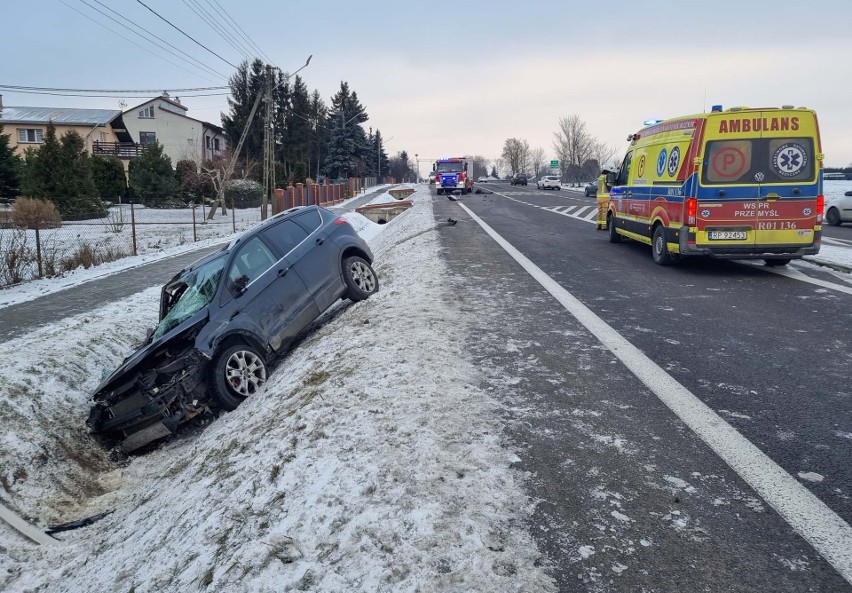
<box><xmin>284</xmin><ymin>75</ymin><xmax>312</xmax><ymax>168</ymax></box>
<box><xmin>91</xmin><ymin>156</ymin><xmax>127</xmax><ymax>202</ymax></box>
<box><xmin>324</xmin><ymin>81</ymin><xmax>369</xmax><ymax>178</ymax></box>
<box><xmin>0</xmin><ymin>122</ymin><xmax>21</xmax><ymax>199</ymax></box>
<box><xmin>373</xmin><ymin>130</ymin><xmax>389</xmax><ymax>179</ymax></box>
<box><xmin>129</xmin><ymin>140</ymin><xmax>179</xmax><ymax>207</ymax></box>
<box><xmin>307</xmin><ymin>90</ymin><xmax>328</xmax><ymax>180</ymax></box>
<box><xmin>273</xmin><ymin>70</ymin><xmax>291</xmax><ymax>175</ymax></box>
<box><xmin>221</xmin><ymin>58</ymin><xmax>267</xmax><ymax>163</ymax></box>
<box><xmin>22</xmin><ymin>123</ymin><xmax>62</xmax><ymax>197</ymax></box>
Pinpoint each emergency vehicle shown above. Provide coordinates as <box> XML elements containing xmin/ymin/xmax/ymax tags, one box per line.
<box><xmin>606</xmin><ymin>105</ymin><xmax>823</xmax><ymax>266</ymax></box>
<box><xmin>433</xmin><ymin>157</ymin><xmax>473</xmax><ymax>195</ymax></box>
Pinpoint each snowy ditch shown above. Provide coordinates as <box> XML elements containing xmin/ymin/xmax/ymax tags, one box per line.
<box><xmin>0</xmin><ymin>186</ymin><xmax>556</xmax><ymax>592</ymax></box>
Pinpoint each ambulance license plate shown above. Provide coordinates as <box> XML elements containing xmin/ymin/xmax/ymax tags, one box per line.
<box><xmin>708</xmin><ymin>231</ymin><xmax>747</xmax><ymax>240</ymax></box>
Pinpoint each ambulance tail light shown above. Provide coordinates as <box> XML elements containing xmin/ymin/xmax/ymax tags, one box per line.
<box><xmin>686</xmin><ymin>198</ymin><xmax>697</xmax><ymax>226</ymax></box>
<box><xmin>816</xmin><ymin>195</ymin><xmax>824</xmax><ymax>223</ymax></box>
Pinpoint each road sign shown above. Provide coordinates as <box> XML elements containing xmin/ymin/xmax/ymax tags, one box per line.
<box><xmin>550</xmin><ymin>159</ymin><xmax>559</xmax><ymax>169</ymax></box>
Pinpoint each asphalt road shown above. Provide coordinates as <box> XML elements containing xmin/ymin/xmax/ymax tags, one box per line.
<box><xmin>435</xmin><ymin>182</ymin><xmax>852</xmax><ymax>592</ymax></box>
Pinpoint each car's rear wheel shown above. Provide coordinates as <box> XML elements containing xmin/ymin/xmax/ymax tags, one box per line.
<box><xmin>342</xmin><ymin>256</ymin><xmax>379</xmax><ymax>301</ymax></box>
<box><xmin>210</xmin><ymin>344</ymin><xmax>267</xmax><ymax>411</ymax></box>
<box><xmin>652</xmin><ymin>225</ymin><xmax>675</xmax><ymax>265</ymax></box>
<box><xmin>826</xmin><ymin>207</ymin><xmax>841</xmax><ymax>226</ymax></box>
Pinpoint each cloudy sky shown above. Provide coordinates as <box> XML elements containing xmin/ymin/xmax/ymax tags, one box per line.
<box><xmin>3</xmin><ymin>0</ymin><xmax>852</xmax><ymax>173</ymax></box>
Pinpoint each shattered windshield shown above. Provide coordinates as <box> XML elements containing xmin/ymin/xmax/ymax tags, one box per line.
<box><xmin>153</xmin><ymin>257</ymin><xmax>225</xmax><ymax>340</ymax></box>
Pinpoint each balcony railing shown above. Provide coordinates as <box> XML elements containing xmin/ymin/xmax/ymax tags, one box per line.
<box><xmin>92</xmin><ymin>141</ymin><xmax>146</xmax><ymax>158</ymax></box>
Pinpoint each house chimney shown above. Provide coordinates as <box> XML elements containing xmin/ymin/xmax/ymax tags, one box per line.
<box><xmin>0</xmin><ymin>94</ymin><xmax>4</xmax><ymax>109</ymax></box>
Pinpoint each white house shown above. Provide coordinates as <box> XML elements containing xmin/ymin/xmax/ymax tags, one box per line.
<box><xmin>121</xmin><ymin>93</ymin><xmax>226</xmax><ymax>167</ymax></box>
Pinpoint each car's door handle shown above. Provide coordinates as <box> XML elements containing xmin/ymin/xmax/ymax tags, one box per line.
<box><xmin>315</xmin><ymin>237</ymin><xmax>324</xmax><ymax>245</ymax></box>
<box><xmin>230</xmin><ymin>309</ymin><xmax>240</xmax><ymax>320</ymax></box>
<box><xmin>277</xmin><ymin>267</ymin><xmax>289</xmax><ymax>277</ymax></box>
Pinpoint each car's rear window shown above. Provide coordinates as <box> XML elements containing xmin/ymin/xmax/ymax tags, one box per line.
<box><xmin>702</xmin><ymin>137</ymin><xmax>815</xmax><ymax>185</ymax></box>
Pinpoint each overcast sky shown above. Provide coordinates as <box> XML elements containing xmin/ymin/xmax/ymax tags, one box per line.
<box><xmin>3</xmin><ymin>0</ymin><xmax>852</xmax><ymax>173</ymax></box>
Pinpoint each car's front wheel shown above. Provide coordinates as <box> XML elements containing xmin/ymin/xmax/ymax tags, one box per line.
<box><xmin>342</xmin><ymin>256</ymin><xmax>379</xmax><ymax>301</ymax></box>
<box><xmin>210</xmin><ymin>344</ymin><xmax>267</xmax><ymax>411</ymax></box>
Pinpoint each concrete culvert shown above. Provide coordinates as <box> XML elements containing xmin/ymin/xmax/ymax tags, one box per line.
<box><xmin>377</xmin><ymin>218</ymin><xmax>387</xmax><ymax>225</ymax></box>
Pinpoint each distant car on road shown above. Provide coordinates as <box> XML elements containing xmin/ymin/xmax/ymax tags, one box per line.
<box><xmin>511</xmin><ymin>173</ymin><xmax>528</xmax><ymax>186</ymax></box>
<box><xmin>88</xmin><ymin>205</ymin><xmax>379</xmax><ymax>453</ymax></box>
<box><xmin>537</xmin><ymin>176</ymin><xmax>561</xmax><ymax>190</ymax></box>
<box><xmin>477</xmin><ymin>176</ymin><xmax>488</xmax><ymax>183</ymax></box>
<box><xmin>584</xmin><ymin>180</ymin><xmax>598</xmax><ymax>197</ymax></box>
<box><xmin>826</xmin><ymin>190</ymin><xmax>852</xmax><ymax>226</ymax></box>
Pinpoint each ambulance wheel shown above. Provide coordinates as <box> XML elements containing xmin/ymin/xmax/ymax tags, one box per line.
<box><xmin>764</xmin><ymin>258</ymin><xmax>791</xmax><ymax>267</ymax></box>
<box><xmin>652</xmin><ymin>225</ymin><xmax>675</xmax><ymax>266</ymax></box>
<box><xmin>608</xmin><ymin>215</ymin><xmax>621</xmax><ymax>243</ymax></box>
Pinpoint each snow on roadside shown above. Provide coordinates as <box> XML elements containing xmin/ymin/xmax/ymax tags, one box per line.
<box><xmin>1</xmin><ymin>187</ymin><xmax>555</xmax><ymax>592</ymax></box>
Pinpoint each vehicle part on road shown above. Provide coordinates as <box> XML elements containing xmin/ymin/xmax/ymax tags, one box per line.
<box><xmin>342</xmin><ymin>256</ymin><xmax>379</xmax><ymax>301</ymax></box>
<box><xmin>0</xmin><ymin>501</ymin><xmax>59</xmax><ymax>545</ymax></box>
<box><xmin>447</xmin><ymin>218</ymin><xmax>458</xmax><ymax>225</ymax></box>
<box><xmin>46</xmin><ymin>510</ymin><xmax>114</xmax><ymax>534</ymax></box>
<box><xmin>87</xmin><ymin>205</ymin><xmax>378</xmax><ymax>454</ymax></box>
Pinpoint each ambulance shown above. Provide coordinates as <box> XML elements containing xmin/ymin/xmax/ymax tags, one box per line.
<box><xmin>606</xmin><ymin>105</ymin><xmax>824</xmax><ymax>266</ymax></box>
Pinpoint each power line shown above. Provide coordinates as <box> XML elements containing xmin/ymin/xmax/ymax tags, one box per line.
<box><xmin>0</xmin><ymin>85</ymin><xmax>228</xmax><ymax>93</ymax></box>
<box><xmin>77</xmin><ymin>0</ymin><xmax>225</xmax><ymax>80</ymax></box>
<box><xmin>134</xmin><ymin>0</ymin><xmax>239</xmax><ymax>69</ymax></box>
<box><xmin>90</xmin><ymin>0</ymin><xmax>227</xmax><ymax>79</ymax></box>
<box><xmin>57</xmin><ymin>0</ymin><xmax>223</xmax><ymax>84</ymax></box>
<box><xmin>206</xmin><ymin>0</ymin><xmax>272</xmax><ymax>63</ymax></box>
<box><xmin>182</xmin><ymin>0</ymin><xmax>253</xmax><ymax>61</ymax></box>
<box><xmin>0</xmin><ymin>88</ymin><xmax>230</xmax><ymax>98</ymax></box>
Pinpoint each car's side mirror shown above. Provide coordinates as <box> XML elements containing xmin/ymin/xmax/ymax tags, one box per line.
<box><xmin>606</xmin><ymin>171</ymin><xmax>618</xmax><ymax>186</ymax></box>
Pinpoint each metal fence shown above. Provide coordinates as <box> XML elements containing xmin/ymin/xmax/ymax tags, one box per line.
<box><xmin>0</xmin><ymin>176</ymin><xmax>383</xmax><ymax>288</ymax></box>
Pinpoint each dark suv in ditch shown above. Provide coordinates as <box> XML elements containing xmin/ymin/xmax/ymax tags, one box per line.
<box><xmin>87</xmin><ymin>205</ymin><xmax>379</xmax><ymax>453</ymax></box>
<box><xmin>511</xmin><ymin>173</ymin><xmax>528</xmax><ymax>186</ymax></box>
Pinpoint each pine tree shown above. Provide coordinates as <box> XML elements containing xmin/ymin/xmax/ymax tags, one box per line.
<box><xmin>221</xmin><ymin>58</ymin><xmax>267</xmax><ymax>163</ymax></box>
<box><xmin>307</xmin><ymin>90</ymin><xmax>328</xmax><ymax>180</ymax></box>
<box><xmin>0</xmin><ymin>122</ymin><xmax>21</xmax><ymax>199</ymax></box>
<box><xmin>324</xmin><ymin>81</ymin><xmax>369</xmax><ymax>178</ymax></box>
<box><xmin>129</xmin><ymin>140</ymin><xmax>179</xmax><ymax>207</ymax></box>
<box><xmin>91</xmin><ymin>156</ymin><xmax>127</xmax><ymax>202</ymax></box>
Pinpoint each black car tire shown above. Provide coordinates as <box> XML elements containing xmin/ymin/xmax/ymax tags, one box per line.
<box><xmin>652</xmin><ymin>225</ymin><xmax>675</xmax><ymax>265</ymax></box>
<box><xmin>826</xmin><ymin>207</ymin><xmax>841</xmax><ymax>226</ymax></box>
<box><xmin>608</xmin><ymin>214</ymin><xmax>621</xmax><ymax>243</ymax></box>
<box><xmin>342</xmin><ymin>256</ymin><xmax>379</xmax><ymax>301</ymax></box>
<box><xmin>210</xmin><ymin>344</ymin><xmax>267</xmax><ymax>411</ymax></box>
<box><xmin>764</xmin><ymin>258</ymin><xmax>792</xmax><ymax>267</ymax></box>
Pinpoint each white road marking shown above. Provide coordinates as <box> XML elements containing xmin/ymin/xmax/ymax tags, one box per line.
<box><xmin>823</xmin><ymin>236</ymin><xmax>852</xmax><ymax>247</ymax></box>
<box><xmin>750</xmin><ymin>262</ymin><xmax>852</xmax><ymax>296</ymax></box>
<box><xmin>459</xmin><ymin>202</ymin><xmax>852</xmax><ymax>585</ymax></box>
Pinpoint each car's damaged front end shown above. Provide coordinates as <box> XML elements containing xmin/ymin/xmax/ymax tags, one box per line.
<box><xmin>88</xmin><ymin>254</ymin><xmax>226</xmax><ymax>453</ymax></box>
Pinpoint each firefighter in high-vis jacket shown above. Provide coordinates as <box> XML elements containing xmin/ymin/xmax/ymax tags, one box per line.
<box><xmin>595</xmin><ymin>170</ymin><xmax>612</xmax><ymax>230</ymax></box>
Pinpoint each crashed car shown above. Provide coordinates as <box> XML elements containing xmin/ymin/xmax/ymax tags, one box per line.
<box><xmin>87</xmin><ymin>205</ymin><xmax>379</xmax><ymax>453</ymax></box>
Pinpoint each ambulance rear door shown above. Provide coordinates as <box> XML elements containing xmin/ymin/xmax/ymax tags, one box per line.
<box><xmin>754</xmin><ymin>110</ymin><xmax>819</xmax><ymax>250</ymax></box>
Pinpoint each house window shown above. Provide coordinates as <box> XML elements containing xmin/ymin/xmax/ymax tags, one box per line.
<box><xmin>17</xmin><ymin>128</ymin><xmax>44</xmax><ymax>143</ymax></box>
<box><xmin>139</xmin><ymin>132</ymin><xmax>156</xmax><ymax>146</ymax></box>
<box><xmin>214</xmin><ymin>138</ymin><xmax>220</xmax><ymax>151</ymax></box>
<box><xmin>205</xmin><ymin>136</ymin><xmax>211</xmax><ymax>149</ymax></box>
<box><xmin>99</xmin><ymin>131</ymin><xmax>108</xmax><ymax>142</ymax></box>
<box><xmin>138</xmin><ymin>106</ymin><xmax>155</xmax><ymax>119</ymax></box>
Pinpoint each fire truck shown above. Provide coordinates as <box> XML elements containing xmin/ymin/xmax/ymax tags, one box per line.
<box><xmin>433</xmin><ymin>157</ymin><xmax>473</xmax><ymax>195</ymax></box>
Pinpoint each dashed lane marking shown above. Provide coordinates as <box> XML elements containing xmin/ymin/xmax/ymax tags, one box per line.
<box><xmin>459</xmin><ymin>202</ymin><xmax>852</xmax><ymax>585</ymax></box>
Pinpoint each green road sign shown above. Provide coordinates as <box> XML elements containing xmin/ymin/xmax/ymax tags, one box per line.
<box><xmin>550</xmin><ymin>159</ymin><xmax>559</xmax><ymax>168</ymax></box>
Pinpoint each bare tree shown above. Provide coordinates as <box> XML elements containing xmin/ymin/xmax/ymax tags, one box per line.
<box><xmin>553</xmin><ymin>115</ymin><xmax>595</xmax><ymax>185</ymax></box>
<box><xmin>201</xmin><ymin>151</ymin><xmax>259</xmax><ymax>217</ymax></box>
<box><xmin>501</xmin><ymin>138</ymin><xmax>531</xmax><ymax>176</ymax></box>
<box><xmin>530</xmin><ymin>146</ymin><xmax>547</xmax><ymax>179</ymax></box>
<box><xmin>491</xmin><ymin>158</ymin><xmax>505</xmax><ymax>178</ymax></box>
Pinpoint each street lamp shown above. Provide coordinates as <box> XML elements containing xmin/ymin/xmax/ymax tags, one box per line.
<box><xmin>415</xmin><ymin>153</ymin><xmax>418</xmax><ymax>183</ymax></box>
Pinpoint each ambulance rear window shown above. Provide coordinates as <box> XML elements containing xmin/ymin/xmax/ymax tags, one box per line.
<box><xmin>702</xmin><ymin>138</ymin><xmax>814</xmax><ymax>185</ymax></box>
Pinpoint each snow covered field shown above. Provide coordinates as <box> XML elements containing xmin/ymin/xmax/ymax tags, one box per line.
<box><xmin>0</xmin><ymin>186</ymin><xmax>556</xmax><ymax>592</ymax></box>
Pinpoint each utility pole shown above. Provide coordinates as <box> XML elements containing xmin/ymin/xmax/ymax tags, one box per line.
<box><xmin>261</xmin><ymin>63</ymin><xmax>274</xmax><ymax>220</ymax></box>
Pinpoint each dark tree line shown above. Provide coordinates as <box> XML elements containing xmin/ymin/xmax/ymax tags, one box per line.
<box><xmin>221</xmin><ymin>59</ymin><xmax>394</xmax><ymax>183</ymax></box>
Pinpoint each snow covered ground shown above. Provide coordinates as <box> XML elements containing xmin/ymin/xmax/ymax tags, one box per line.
<box><xmin>0</xmin><ymin>185</ymin><xmax>556</xmax><ymax>592</ymax></box>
